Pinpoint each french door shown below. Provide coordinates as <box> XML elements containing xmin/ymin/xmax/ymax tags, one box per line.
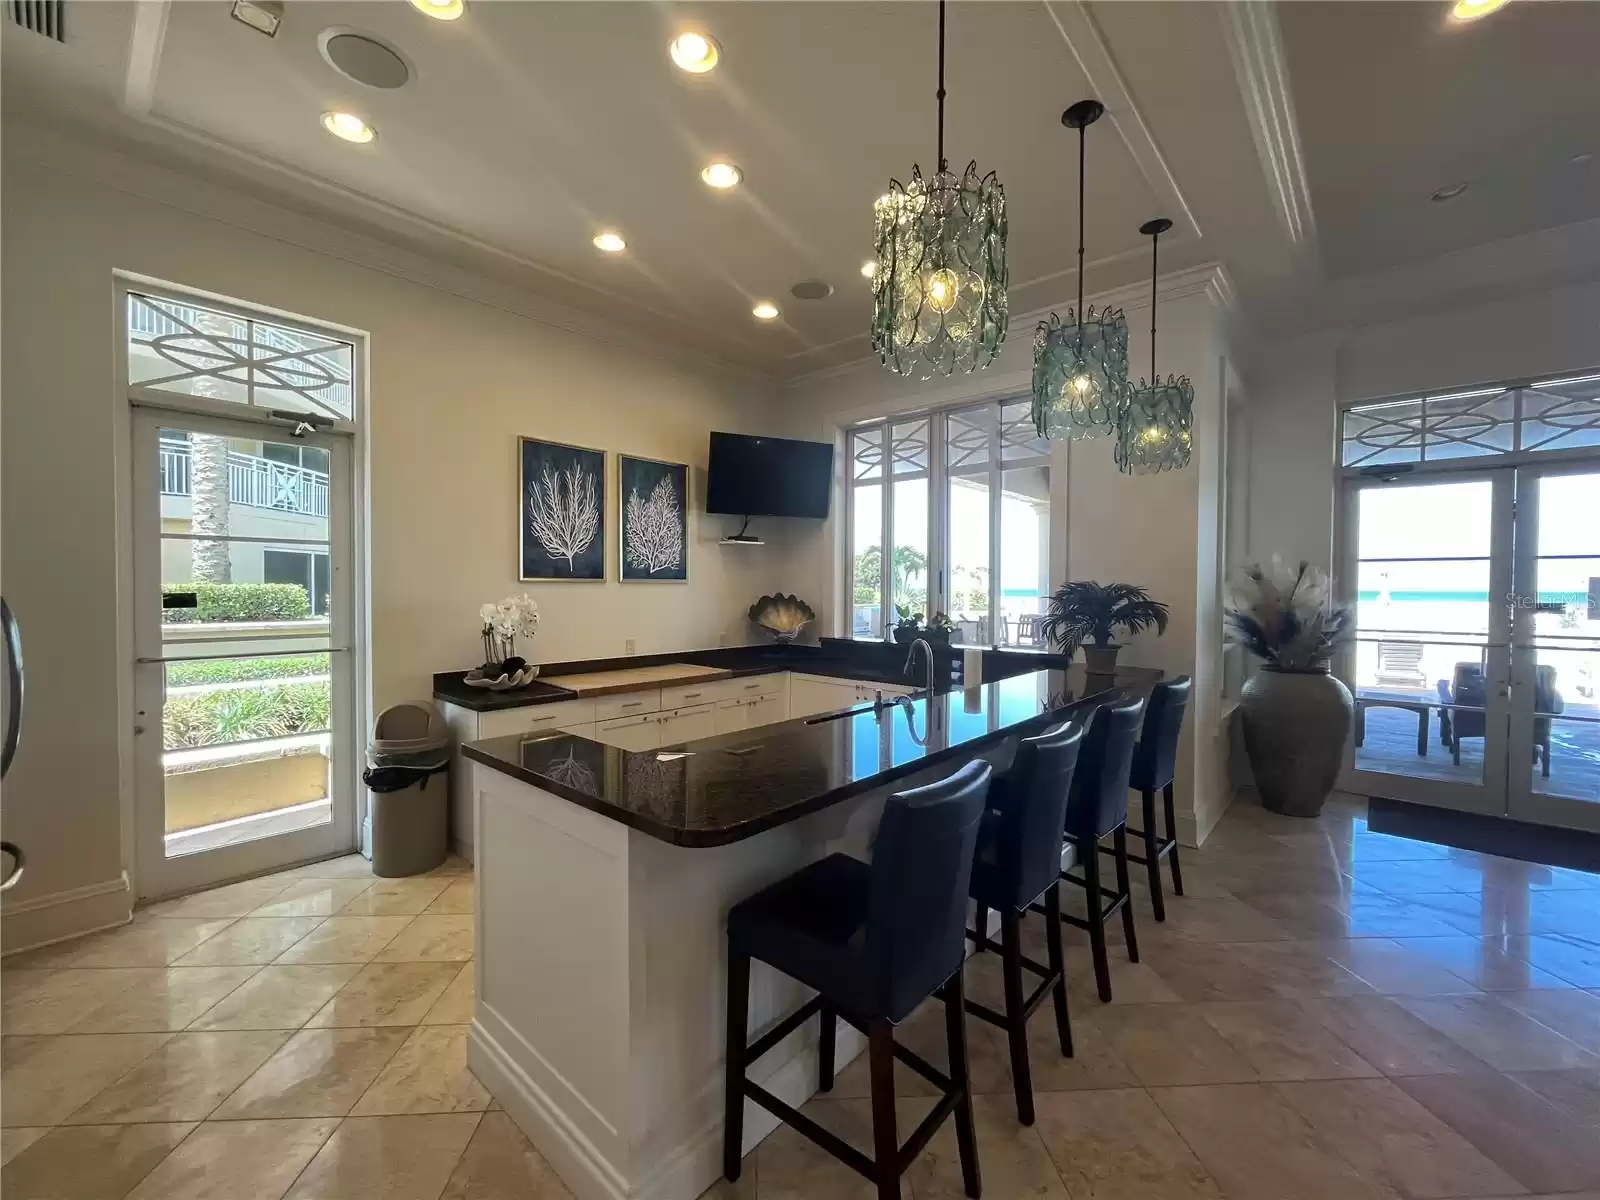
<box><xmin>131</xmin><ymin>406</ymin><xmax>358</xmax><ymax>898</ymax></box>
<box><xmin>1340</xmin><ymin>462</ymin><xmax>1600</xmax><ymax>832</ymax></box>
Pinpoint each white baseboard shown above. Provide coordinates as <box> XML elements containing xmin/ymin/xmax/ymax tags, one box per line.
<box><xmin>2</xmin><ymin>872</ymin><xmax>133</xmax><ymax>955</ymax></box>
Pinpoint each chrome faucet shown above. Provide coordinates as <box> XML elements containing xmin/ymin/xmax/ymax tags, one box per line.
<box><xmin>903</xmin><ymin>636</ymin><xmax>936</xmax><ymax>697</ymax></box>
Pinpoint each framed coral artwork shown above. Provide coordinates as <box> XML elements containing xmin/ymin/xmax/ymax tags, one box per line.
<box><xmin>520</xmin><ymin>437</ymin><xmax>607</xmax><ymax>581</ymax></box>
<box><xmin>618</xmin><ymin>455</ymin><xmax>688</xmax><ymax>583</ymax></box>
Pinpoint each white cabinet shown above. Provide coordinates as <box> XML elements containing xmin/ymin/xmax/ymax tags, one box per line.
<box><xmin>744</xmin><ymin>693</ymin><xmax>787</xmax><ymax>728</ymax></box>
<box><xmin>715</xmin><ymin>698</ymin><xmax>750</xmax><ymax>735</ymax></box>
<box><xmin>657</xmin><ymin>703</ymin><xmax>717</xmax><ymax>746</ymax></box>
<box><xmin>593</xmin><ymin>713</ymin><xmax>661</xmax><ymax>751</ymax></box>
<box><xmin>787</xmin><ymin>675</ymin><xmax>862</xmax><ymax>719</ymax></box>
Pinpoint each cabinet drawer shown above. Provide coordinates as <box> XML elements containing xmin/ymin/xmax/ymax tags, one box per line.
<box><xmin>592</xmin><ymin>689</ymin><xmax>662</xmax><ymax>722</ymax></box>
<box><xmin>725</xmin><ymin>673</ymin><xmax>784</xmax><ymax>701</ymax></box>
<box><xmin>659</xmin><ymin>680</ymin><xmax>726</xmax><ymax>711</ymax></box>
<box><xmin>478</xmin><ymin>699</ymin><xmax>596</xmax><ymax>740</ymax></box>
<box><xmin>593</xmin><ymin>712</ymin><xmax>660</xmax><ymax>751</ymax></box>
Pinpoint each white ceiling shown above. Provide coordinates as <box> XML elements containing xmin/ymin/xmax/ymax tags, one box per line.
<box><xmin>3</xmin><ymin>0</ymin><xmax>1595</xmax><ymax>376</ymax></box>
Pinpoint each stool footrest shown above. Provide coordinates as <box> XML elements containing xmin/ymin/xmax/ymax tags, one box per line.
<box><xmin>745</xmin><ymin>995</ymin><xmax>823</xmax><ymax>1063</ymax></box>
<box><xmin>745</xmin><ymin>1081</ymin><xmax>876</xmax><ymax>1181</ymax></box>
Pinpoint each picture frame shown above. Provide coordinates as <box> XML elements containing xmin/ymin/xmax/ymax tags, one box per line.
<box><xmin>618</xmin><ymin>454</ymin><xmax>689</xmax><ymax>583</ymax></box>
<box><xmin>520</xmin><ymin>436</ymin><xmax>607</xmax><ymax>582</ymax></box>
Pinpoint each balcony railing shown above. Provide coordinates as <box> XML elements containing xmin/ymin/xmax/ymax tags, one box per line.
<box><xmin>160</xmin><ymin>441</ymin><xmax>329</xmax><ymax>519</ymax></box>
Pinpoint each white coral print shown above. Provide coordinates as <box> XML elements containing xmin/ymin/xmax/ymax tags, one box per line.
<box><xmin>527</xmin><ymin>462</ymin><xmax>600</xmax><ymax>568</ymax></box>
<box><xmin>624</xmin><ymin>475</ymin><xmax>683</xmax><ymax>574</ymax></box>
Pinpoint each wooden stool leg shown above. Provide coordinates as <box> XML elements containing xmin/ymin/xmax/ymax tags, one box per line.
<box><xmin>1142</xmin><ymin>788</ymin><xmax>1167</xmax><ymax>922</ymax></box>
<box><xmin>943</xmin><ymin>968</ymin><xmax>982</xmax><ymax>1199</ymax></box>
<box><xmin>723</xmin><ymin>951</ymin><xmax>750</xmax><ymax>1182</ymax></box>
<box><xmin>1082</xmin><ymin>845</ymin><xmax>1112</xmax><ymax>1002</ymax></box>
<box><xmin>1114</xmin><ymin>825</ymin><xmax>1140</xmax><ymax>965</ymax></box>
<box><xmin>1163</xmin><ymin>782</ymin><xmax>1184</xmax><ymax>896</ymax></box>
<box><xmin>1043</xmin><ymin>884</ymin><xmax>1074</xmax><ymax>1057</ymax></box>
<box><xmin>818</xmin><ymin>1002</ymin><xmax>837</xmax><ymax>1092</ymax></box>
<box><xmin>1000</xmin><ymin>909</ymin><xmax>1034</xmax><ymax>1126</ymax></box>
<box><xmin>868</xmin><ymin>1019</ymin><xmax>902</xmax><ymax>1200</ymax></box>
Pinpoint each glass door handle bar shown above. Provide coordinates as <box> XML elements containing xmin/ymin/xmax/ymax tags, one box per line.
<box><xmin>136</xmin><ymin>647</ymin><xmax>350</xmax><ymax>664</ymax></box>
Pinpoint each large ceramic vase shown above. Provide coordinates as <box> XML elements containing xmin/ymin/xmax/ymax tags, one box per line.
<box><xmin>1238</xmin><ymin>666</ymin><xmax>1353</xmax><ymax>818</ymax></box>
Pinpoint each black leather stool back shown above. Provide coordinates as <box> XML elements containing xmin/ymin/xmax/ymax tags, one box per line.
<box><xmin>1065</xmin><ymin>696</ymin><xmax>1146</xmax><ymax>840</ymax></box>
<box><xmin>1129</xmin><ymin>676</ymin><xmax>1191</xmax><ymax>793</ymax></box>
<box><xmin>986</xmin><ymin>721</ymin><xmax>1084</xmax><ymax>912</ymax></box>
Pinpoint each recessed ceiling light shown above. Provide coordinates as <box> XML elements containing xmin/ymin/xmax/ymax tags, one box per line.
<box><xmin>860</xmin><ymin>261</ymin><xmax>878</xmax><ymax>279</ymax></box>
<box><xmin>230</xmin><ymin>0</ymin><xmax>283</xmax><ymax>37</ymax></box>
<box><xmin>410</xmin><ymin>0</ymin><xmax>465</xmax><ymax>18</ymax></box>
<box><xmin>1450</xmin><ymin>0</ymin><xmax>1510</xmax><ymax>21</ymax></box>
<box><xmin>701</xmin><ymin>162</ymin><xmax>743</xmax><ymax>190</ymax></box>
<box><xmin>752</xmin><ymin>301</ymin><xmax>780</xmax><ymax>321</ymax></box>
<box><xmin>593</xmin><ymin>231</ymin><xmax>627</xmax><ymax>253</ymax></box>
<box><xmin>321</xmin><ymin>111</ymin><xmax>376</xmax><ymax>144</ymax></box>
<box><xmin>670</xmin><ymin>31</ymin><xmax>719</xmax><ymax>73</ymax></box>
<box><xmin>1430</xmin><ymin>182</ymin><xmax>1468</xmax><ymax>202</ymax></box>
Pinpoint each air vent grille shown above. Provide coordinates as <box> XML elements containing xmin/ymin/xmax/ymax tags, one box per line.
<box><xmin>5</xmin><ymin>0</ymin><xmax>65</xmax><ymax>41</ymax></box>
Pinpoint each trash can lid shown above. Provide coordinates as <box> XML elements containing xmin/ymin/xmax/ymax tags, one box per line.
<box><xmin>371</xmin><ymin>703</ymin><xmax>451</xmax><ymax>753</ymax></box>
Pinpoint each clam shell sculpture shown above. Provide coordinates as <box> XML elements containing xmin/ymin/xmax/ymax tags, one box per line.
<box><xmin>749</xmin><ymin>593</ymin><xmax>816</xmax><ymax>643</ymax></box>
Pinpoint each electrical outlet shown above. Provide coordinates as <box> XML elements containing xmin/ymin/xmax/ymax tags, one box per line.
<box><xmin>718</xmin><ymin>632</ymin><xmax>729</xmax><ymax>647</ymax></box>
<box><xmin>625</xmin><ymin>638</ymin><xmax>637</xmax><ymax>655</ymax></box>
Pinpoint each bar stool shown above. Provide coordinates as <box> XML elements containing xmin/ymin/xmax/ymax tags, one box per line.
<box><xmin>1113</xmin><ymin>677</ymin><xmax>1191</xmax><ymax>922</ymax></box>
<box><xmin>723</xmin><ymin>760</ymin><xmax>992</xmax><ymax>1200</ymax></box>
<box><xmin>967</xmin><ymin>721</ymin><xmax>1084</xmax><ymax>1125</ymax></box>
<box><xmin>1058</xmin><ymin>695</ymin><xmax>1146</xmax><ymax>1003</ymax></box>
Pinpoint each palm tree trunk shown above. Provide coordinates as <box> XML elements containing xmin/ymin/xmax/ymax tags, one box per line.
<box><xmin>188</xmin><ymin>309</ymin><xmax>236</xmax><ymax>583</ymax></box>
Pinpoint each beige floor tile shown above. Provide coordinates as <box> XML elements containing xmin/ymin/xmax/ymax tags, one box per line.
<box><xmin>124</xmin><ymin>1118</ymin><xmax>339</xmax><ymax>1200</ymax></box>
<box><xmin>1065</xmin><ymin>958</ymin><xmax>1185</xmax><ymax>1006</ymax></box>
<box><xmin>1</xmin><ymin>1122</ymin><xmax>196</xmax><ymax>1200</ymax></box>
<box><xmin>306</xmin><ymin>961</ymin><xmax>462</xmax><ymax>1028</ymax></box>
<box><xmin>65</xmin><ymin>1030</ymin><xmax>290</xmax><ymax>1124</ymax></box>
<box><xmin>1392</xmin><ymin>936</ymin><xmax>1578</xmax><ymax>990</ymax></box>
<box><xmin>374</xmin><ymin>916</ymin><xmax>474</xmax><ymax>963</ymax></box>
<box><xmin>68</xmin><ymin>966</ymin><xmax>260</xmax><ymax>1033</ymax></box>
<box><xmin>420</xmin><ymin>965</ymin><xmax>475</xmax><ymax>1025</ymax></box>
<box><xmin>753</xmin><ymin>1098</ymin><xmax>878</xmax><ymax>1200</ymax></box>
<box><xmin>1137</xmin><ymin>896</ymin><xmax>1293</xmax><ymax>943</ymax></box>
<box><xmin>286</xmin><ymin>855</ymin><xmax>379</xmax><ymax>880</ymax></box>
<box><xmin>274</xmin><ymin>917</ymin><xmax>415</xmax><ymax>965</ymax></box>
<box><xmin>351</xmin><ymin>1025</ymin><xmax>490</xmax><ymax>1116</ymax></box>
<box><xmin>827</xmin><ymin>996</ymin><xmax>1013</xmax><ymax>1100</ymax></box>
<box><xmin>1136</xmin><ymin>940</ymin><xmax>1281</xmax><ymax>1002</ymax></box>
<box><xmin>1396</xmin><ymin>993</ymin><xmax>1598</xmax><ymax>1071</ymax></box>
<box><xmin>903</xmin><ymin>1091</ymin><xmax>1067</xmax><ymax>1199</ymax></box>
<box><xmin>1311</xmin><ymin>937</ymin><xmax>1486</xmax><ymax>995</ymax></box>
<box><xmin>425</xmin><ymin>856</ymin><xmax>474</xmax><ymax>877</ymax></box>
<box><xmin>1398</xmin><ymin>1070</ymin><xmax>1600</xmax><ymax>1194</ymax></box>
<box><xmin>213</xmin><ymin>1027</ymin><xmax>412</xmax><ymax>1120</ymax></box>
<box><xmin>1151</xmin><ymin>1082</ymin><xmax>1399</xmax><ymax>1200</ymax></box>
<box><xmin>423</xmin><ymin>880</ymin><xmax>475</xmax><ymax>916</ymax></box>
<box><xmin>60</xmin><ymin>919</ymin><xmax>238</xmax><ymax>968</ymax></box>
<box><xmin>188</xmin><ymin>964</ymin><xmax>360</xmax><ymax>1031</ymax></box>
<box><xmin>0</xmin><ymin>1034</ymin><xmax>172</xmax><ymax>1126</ymax></box>
<box><xmin>1222</xmin><ymin>941</ymin><xmax>1379</xmax><ymax>1000</ymax></box>
<box><xmin>439</xmin><ymin>1111</ymin><xmax>572</xmax><ymax>1200</ymax></box>
<box><xmin>1</xmin><ymin>968</ymin><xmax>156</xmax><ymax>1035</ymax></box>
<box><xmin>1494</xmin><ymin>987</ymin><xmax>1600</xmax><ymax>1055</ymax></box>
<box><xmin>1025</xmin><ymin>1007</ymin><xmax>1142</xmax><ymax>1093</ymax></box>
<box><xmin>1032</xmin><ymin>1087</ymin><xmax>1223</xmax><ymax>1200</ymax></box>
<box><xmin>0</xmin><ymin>1128</ymin><xmax>49</xmax><ymax>1167</ymax></box>
<box><xmin>1509</xmin><ymin>1067</ymin><xmax>1600</xmax><ymax>1124</ymax></box>
<box><xmin>1197</xmin><ymin>1000</ymin><xmax>1381</xmax><ymax>1081</ymax></box>
<box><xmin>1274</xmin><ymin>1078</ymin><xmax>1525</xmax><ymax>1197</ymax></box>
<box><xmin>334</xmin><ymin>879</ymin><xmax>450</xmax><ymax>917</ymax></box>
<box><xmin>1301</xmin><ymin>995</ymin><xmax>1493</xmax><ymax>1075</ymax></box>
<box><xmin>1097</xmin><ymin>1004</ymin><xmax>1260</xmax><ymax>1087</ymax></box>
<box><xmin>1523</xmin><ymin>934</ymin><xmax>1600</xmax><ymax>986</ymax></box>
<box><xmin>252</xmin><ymin>879</ymin><xmax>376</xmax><ymax>920</ymax></box>
<box><xmin>141</xmin><ymin>876</ymin><xmax>298</xmax><ymax>919</ymax></box>
<box><xmin>172</xmin><ymin>918</ymin><xmax>327</xmax><ymax>966</ymax></box>
<box><xmin>284</xmin><ymin>1113</ymin><xmax>482</xmax><ymax>1200</ymax></box>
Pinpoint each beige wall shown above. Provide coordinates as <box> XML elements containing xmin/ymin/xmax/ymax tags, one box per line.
<box><xmin>1</xmin><ymin>132</ymin><xmax>793</xmax><ymax>940</ymax></box>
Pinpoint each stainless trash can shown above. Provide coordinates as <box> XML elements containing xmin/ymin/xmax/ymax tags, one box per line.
<box><xmin>363</xmin><ymin>703</ymin><xmax>452</xmax><ymax>878</ymax></box>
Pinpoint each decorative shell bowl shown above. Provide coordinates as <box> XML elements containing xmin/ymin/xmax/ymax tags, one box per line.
<box><xmin>749</xmin><ymin>593</ymin><xmax>816</xmax><ymax>643</ymax></box>
<box><xmin>463</xmin><ymin>665</ymin><xmax>541</xmax><ymax>691</ymax></box>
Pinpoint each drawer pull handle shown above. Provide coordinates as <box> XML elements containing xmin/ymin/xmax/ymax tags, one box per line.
<box><xmin>621</xmin><ymin>701</ymin><xmax>643</xmax><ymax>709</ymax></box>
<box><xmin>682</xmin><ymin>692</ymin><xmax>701</xmax><ymax>699</ymax></box>
<box><xmin>743</xmin><ymin>682</ymin><xmax>761</xmax><ymax>690</ymax></box>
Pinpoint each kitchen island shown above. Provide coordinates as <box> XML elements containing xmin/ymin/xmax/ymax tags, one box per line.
<box><xmin>461</xmin><ymin>664</ymin><xmax>1157</xmax><ymax>1200</ymax></box>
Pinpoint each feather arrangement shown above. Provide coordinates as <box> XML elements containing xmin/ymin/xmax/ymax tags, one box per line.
<box><xmin>1224</xmin><ymin>558</ymin><xmax>1352</xmax><ymax>671</ymax></box>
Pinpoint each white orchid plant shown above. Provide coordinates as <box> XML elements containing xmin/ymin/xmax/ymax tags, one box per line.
<box><xmin>480</xmin><ymin>594</ymin><xmax>540</xmax><ymax>671</ymax></box>
<box><xmin>1224</xmin><ymin>558</ymin><xmax>1352</xmax><ymax>672</ymax></box>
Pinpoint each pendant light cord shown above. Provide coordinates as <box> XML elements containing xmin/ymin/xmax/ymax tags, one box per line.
<box><xmin>1149</xmin><ymin>226</ymin><xmax>1159</xmax><ymax>380</ymax></box>
<box><xmin>1076</xmin><ymin>121</ymin><xmax>1086</xmax><ymax>330</ymax></box>
<box><xmin>936</xmin><ymin>0</ymin><xmax>947</xmax><ymax>172</ymax></box>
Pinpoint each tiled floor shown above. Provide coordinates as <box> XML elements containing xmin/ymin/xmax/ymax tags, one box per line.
<box><xmin>4</xmin><ymin>795</ymin><xmax>1599</xmax><ymax>1200</ymax></box>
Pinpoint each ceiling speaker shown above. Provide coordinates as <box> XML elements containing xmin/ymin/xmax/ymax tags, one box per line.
<box><xmin>319</xmin><ymin>29</ymin><xmax>411</xmax><ymax>90</ymax></box>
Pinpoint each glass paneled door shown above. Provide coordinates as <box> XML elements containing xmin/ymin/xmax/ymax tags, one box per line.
<box><xmin>131</xmin><ymin>407</ymin><xmax>356</xmax><ymax>898</ymax></box>
<box><xmin>1508</xmin><ymin>464</ymin><xmax>1600</xmax><ymax>832</ymax></box>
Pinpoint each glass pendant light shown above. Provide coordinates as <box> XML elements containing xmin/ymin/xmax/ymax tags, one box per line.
<box><xmin>1116</xmin><ymin>218</ymin><xmax>1193</xmax><ymax>474</ymax></box>
<box><xmin>1032</xmin><ymin>99</ymin><xmax>1129</xmax><ymax>440</ymax></box>
<box><xmin>870</xmin><ymin>0</ymin><xmax>1008</xmax><ymax>380</ymax></box>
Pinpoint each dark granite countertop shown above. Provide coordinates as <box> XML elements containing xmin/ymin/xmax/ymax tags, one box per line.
<box><xmin>461</xmin><ymin>665</ymin><xmax>1159</xmax><ymax>847</ymax></box>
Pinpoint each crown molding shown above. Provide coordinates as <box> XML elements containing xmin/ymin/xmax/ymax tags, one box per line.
<box><xmin>122</xmin><ymin>0</ymin><xmax>169</xmax><ymax>116</ymax></box>
<box><xmin>1220</xmin><ymin>1</ymin><xmax>1315</xmax><ymax>250</ymax></box>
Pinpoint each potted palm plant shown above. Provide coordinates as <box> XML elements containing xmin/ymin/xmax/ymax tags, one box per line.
<box><xmin>1038</xmin><ymin>581</ymin><xmax>1169</xmax><ymax>673</ymax></box>
<box><xmin>1224</xmin><ymin>558</ymin><xmax>1354</xmax><ymax>817</ymax></box>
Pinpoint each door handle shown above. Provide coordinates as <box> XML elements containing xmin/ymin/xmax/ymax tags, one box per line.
<box><xmin>0</xmin><ymin>841</ymin><xmax>23</xmax><ymax>893</ymax></box>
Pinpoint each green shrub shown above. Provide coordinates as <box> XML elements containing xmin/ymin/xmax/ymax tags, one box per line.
<box><xmin>167</xmin><ymin>655</ymin><xmax>330</xmax><ymax>687</ymax></box>
<box><xmin>162</xmin><ymin>582</ymin><xmax>312</xmax><ymax>624</ymax></box>
<box><xmin>164</xmin><ymin>681</ymin><xmax>331</xmax><ymax>749</ymax></box>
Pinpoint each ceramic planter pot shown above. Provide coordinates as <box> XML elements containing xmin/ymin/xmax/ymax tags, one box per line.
<box><xmin>1238</xmin><ymin>666</ymin><xmax>1353</xmax><ymax>817</ymax></box>
<box><xmin>1081</xmin><ymin>644</ymin><xmax>1121</xmax><ymax>675</ymax></box>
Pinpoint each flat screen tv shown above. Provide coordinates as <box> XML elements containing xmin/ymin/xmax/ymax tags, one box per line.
<box><xmin>705</xmin><ymin>432</ymin><xmax>833</xmax><ymax>519</ymax></box>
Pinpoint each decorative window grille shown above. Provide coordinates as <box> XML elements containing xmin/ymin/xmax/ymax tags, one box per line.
<box><xmin>127</xmin><ymin>292</ymin><xmax>355</xmax><ymax>420</ymax></box>
<box><xmin>1342</xmin><ymin>373</ymin><xmax>1600</xmax><ymax>469</ymax></box>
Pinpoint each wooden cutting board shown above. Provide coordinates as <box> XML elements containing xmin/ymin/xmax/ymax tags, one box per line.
<box><xmin>543</xmin><ymin>662</ymin><xmax>732</xmax><ymax>696</ymax></box>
